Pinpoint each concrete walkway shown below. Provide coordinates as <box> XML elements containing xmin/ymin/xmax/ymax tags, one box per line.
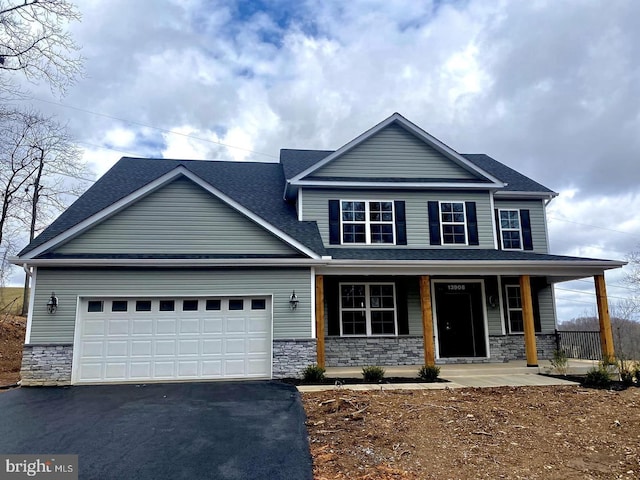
<box><xmin>297</xmin><ymin>359</ymin><xmax>596</xmax><ymax>392</ymax></box>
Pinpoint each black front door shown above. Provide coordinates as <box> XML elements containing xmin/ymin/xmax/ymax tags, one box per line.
<box><xmin>434</xmin><ymin>282</ymin><xmax>486</xmax><ymax>358</ymax></box>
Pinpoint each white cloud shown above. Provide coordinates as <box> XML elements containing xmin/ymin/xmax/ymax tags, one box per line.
<box><xmin>8</xmin><ymin>0</ymin><xmax>639</xmax><ymax>322</ymax></box>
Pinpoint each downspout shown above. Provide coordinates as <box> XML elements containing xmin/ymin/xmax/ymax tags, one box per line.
<box><xmin>21</xmin><ymin>263</ymin><xmax>31</xmax><ymax>316</ymax></box>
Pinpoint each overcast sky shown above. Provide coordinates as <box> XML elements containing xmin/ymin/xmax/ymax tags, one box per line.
<box><xmin>12</xmin><ymin>0</ymin><xmax>640</xmax><ymax>322</ymax></box>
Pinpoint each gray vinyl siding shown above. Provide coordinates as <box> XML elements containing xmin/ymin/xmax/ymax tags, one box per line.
<box><xmin>303</xmin><ymin>188</ymin><xmax>495</xmax><ymax>248</ymax></box>
<box><xmin>494</xmin><ymin>199</ymin><xmax>549</xmax><ymax>254</ymax></box>
<box><xmin>537</xmin><ymin>284</ymin><xmax>556</xmax><ymax>333</ymax></box>
<box><xmin>485</xmin><ymin>277</ymin><xmax>504</xmax><ymax>336</ymax></box>
<box><xmin>56</xmin><ymin>178</ymin><xmax>298</xmax><ymax>256</ymax></box>
<box><xmin>313</xmin><ymin>124</ymin><xmax>478</xmax><ymax>179</ymax></box>
<box><xmin>29</xmin><ymin>267</ymin><xmax>312</xmax><ymax>344</ymax></box>
<box><xmin>406</xmin><ymin>280</ymin><xmax>423</xmax><ymax>335</ymax></box>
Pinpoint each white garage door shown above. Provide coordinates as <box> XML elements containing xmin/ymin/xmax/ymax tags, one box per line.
<box><xmin>73</xmin><ymin>296</ymin><xmax>272</xmax><ymax>384</ymax></box>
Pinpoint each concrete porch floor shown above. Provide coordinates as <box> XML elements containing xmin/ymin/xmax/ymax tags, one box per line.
<box><xmin>297</xmin><ymin>359</ymin><xmax>599</xmax><ymax>392</ymax></box>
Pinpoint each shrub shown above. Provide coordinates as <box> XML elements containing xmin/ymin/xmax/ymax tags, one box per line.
<box><xmin>362</xmin><ymin>365</ymin><xmax>385</xmax><ymax>383</ymax></box>
<box><xmin>302</xmin><ymin>364</ymin><xmax>326</xmax><ymax>383</ymax></box>
<box><xmin>550</xmin><ymin>349</ymin><xmax>569</xmax><ymax>376</ymax></box>
<box><xmin>620</xmin><ymin>368</ymin><xmax>634</xmax><ymax>387</ymax></box>
<box><xmin>583</xmin><ymin>365</ymin><xmax>612</xmax><ymax>389</ymax></box>
<box><xmin>418</xmin><ymin>364</ymin><xmax>441</xmax><ymax>382</ymax></box>
<box><xmin>634</xmin><ymin>364</ymin><xmax>640</xmax><ymax>386</ymax></box>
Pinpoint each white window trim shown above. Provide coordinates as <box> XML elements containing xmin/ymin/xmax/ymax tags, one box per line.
<box><xmin>439</xmin><ymin>201</ymin><xmax>468</xmax><ymax>246</ymax></box>
<box><xmin>505</xmin><ymin>284</ymin><xmax>524</xmax><ymax>333</ymax></box>
<box><xmin>338</xmin><ymin>282</ymin><xmax>398</xmax><ymax>337</ymax></box>
<box><xmin>498</xmin><ymin>209</ymin><xmax>523</xmax><ymax>251</ymax></box>
<box><xmin>339</xmin><ymin>200</ymin><xmax>396</xmax><ymax>245</ymax></box>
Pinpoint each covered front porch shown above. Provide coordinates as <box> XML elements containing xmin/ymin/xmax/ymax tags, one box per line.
<box><xmin>314</xmin><ymin>271</ymin><xmax>617</xmax><ymax>369</ymax></box>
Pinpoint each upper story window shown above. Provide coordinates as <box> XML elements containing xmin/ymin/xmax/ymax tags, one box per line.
<box><xmin>329</xmin><ymin>199</ymin><xmax>407</xmax><ymax>246</ymax></box>
<box><xmin>495</xmin><ymin>208</ymin><xmax>534</xmax><ymax>251</ymax></box>
<box><xmin>427</xmin><ymin>201</ymin><xmax>478</xmax><ymax>246</ymax></box>
<box><xmin>440</xmin><ymin>201</ymin><xmax>467</xmax><ymax>245</ymax></box>
<box><xmin>340</xmin><ymin>200</ymin><xmax>395</xmax><ymax>244</ymax></box>
<box><xmin>499</xmin><ymin>209</ymin><xmax>522</xmax><ymax>250</ymax></box>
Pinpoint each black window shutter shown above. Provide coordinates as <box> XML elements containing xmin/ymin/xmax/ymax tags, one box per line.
<box><xmin>520</xmin><ymin>209</ymin><xmax>534</xmax><ymax>250</ymax></box>
<box><xmin>325</xmin><ymin>278</ymin><xmax>341</xmax><ymax>336</ymax></box>
<box><xmin>494</xmin><ymin>209</ymin><xmax>503</xmax><ymax>249</ymax></box>
<box><xmin>395</xmin><ymin>279</ymin><xmax>409</xmax><ymax>335</ymax></box>
<box><xmin>328</xmin><ymin>200</ymin><xmax>340</xmax><ymax>245</ymax></box>
<box><xmin>465</xmin><ymin>202</ymin><xmax>479</xmax><ymax>246</ymax></box>
<box><xmin>394</xmin><ymin>200</ymin><xmax>407</xmax><ymax>245</ymax></box>
<box><xmin>427</xmin><ymin>201</ymin><xmax>441</xmax><ymax>245</ymax></box>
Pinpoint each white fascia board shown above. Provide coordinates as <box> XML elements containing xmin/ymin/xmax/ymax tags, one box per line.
<box><xmin>290</xmin><ymin>180</ymin><xmax>505</xmax><ymax>190</ymax></box>
<box><xmin>290</xmin><ymin>113</ymin><xmax>504</xmax><ymax>184</ymax></box>
<box><xmin>494</xmin><ymin>190</ymin><xmax>558</xmax><ymax>199</ymax></box>
<box><xmin>21</xmin><ymin>166</ymin><xmax>321</xmax><ymax>260</ymax></box>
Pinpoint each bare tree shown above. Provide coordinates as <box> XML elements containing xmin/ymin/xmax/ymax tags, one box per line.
<box><xmin>0</xmin><ymin>107</ymin><xmax>88</xmax><ymax>301</ymax></box>
<box><xmin>0</xmin><ymin>0</ymin><xmax>82</xmax><ymax>96</ymax></box>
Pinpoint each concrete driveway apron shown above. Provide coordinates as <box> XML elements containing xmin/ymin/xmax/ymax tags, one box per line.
<box><xmin>0</xmin><ymin>381</ymin><xmax>312</xmax><ymax>480</ymax></box>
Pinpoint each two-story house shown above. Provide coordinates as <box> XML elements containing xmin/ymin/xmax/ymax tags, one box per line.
<box><xmin>13</xmin><ymin>113</ymin><xmax>624</xmax><ymax>385</ymax></box>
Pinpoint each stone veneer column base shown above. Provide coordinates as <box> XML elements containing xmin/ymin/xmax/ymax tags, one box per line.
<box><xmin>488</xmin><ymin>334</ymin><xmax>558</xmax><ymax>362</ymax></box>
<box><xmin>272</xmin><ymin>339</ymin><xmax>317</xmax><ymax>378</ymax></box>
<box><xmin>21</xmin><ymin>344</ymin><xmax>73</xmax><ymax>386</ymax></box>
<box><xmin>325</xmin><ymin>336</ymin><xmax>424</xmax><ymax>367</ymax></box>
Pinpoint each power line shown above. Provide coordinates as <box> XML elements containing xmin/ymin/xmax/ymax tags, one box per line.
<box><xmin>555</xmin><ymin>286</ymin><xmax>632</xmax><ymax>302</ymax></box>
<box><xmin>573</xmin><ymin>278</ymin><xmax>637</xmax><ymax>292</ymax></box>
<box><xmin>29</xmin><ymin>96</ymin><xmax>279</xmax><ymax>159</ymax></box>
<box><xmin>548</xmin><ymin>216</ymin><xmax>639</xmax><ymax>237</ymax></box>
<box><xmin>554</xmin><ymin>295</ymin><xmax>598</xmax><ymax>306</ymax></box>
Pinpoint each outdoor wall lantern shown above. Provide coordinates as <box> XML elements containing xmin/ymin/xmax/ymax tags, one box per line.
<box><xmin>289</xmin><ymin>290</ymin><xmax>299</xmax><ymax>310</ymax></box>
<box><xmin>46</xmin><ymin>292</ymin><xmax>58</xmax><ymax>314</ymax></box>
<box><xmin>487</xmin><ymin>295</ymin><xmax>498</xmax><ymax>309</ymax></box>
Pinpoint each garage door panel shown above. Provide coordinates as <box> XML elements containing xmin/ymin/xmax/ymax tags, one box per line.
<box><xmin>132</xmin><ymin>319</ymin><xmax>153</xmax><ymax>335</ymax></box>
<box><xmin>155</xmin><ymin>340</ymin><xmax>177</xmax><ymax>355</ymax></box>
<box><xmin>84</xmin><ymin>319</ymin><xmax>106</xmax><ymax>336</ymax></box>
<box><xmin>131</xmin><ymin>341</ymin><xmax>152</xmax><ymax>356</ymax></box>
<box><xmin>202</xmin><ymin>361</ymin><xmax>222</xmax><ymax>376</ymax></box>
<box><xmin>81</xmin><ymin>341</ymin><xmax>104</xmax><ymax>357</ymax></box>
<box><xmin>202</xmin><ymin>339</ymin><xmax>223</xmax><ymax>355</ymax></box>
<box><xmin>180</xmin><ymin>319</ymin><xmax>200</xmax><ymax>334</ymax></box>
<box><xmin>108</xmin><ymin>319</ymin><xmax>129</xmax><ymax>335</ymax></box>
<box><xmin>130</xmin><ymin>362</ymin><xmax>152</xmax><ymax>378</ymax></box>
<box><xmin>75</xmin><ymin>297</ymin><xmax>271</xmax><ymax>384</ymax></box>
<box><xmin>105</xmin><ymin>363</ymin><xmax>127</xmax><ymax>379</ymax></box>
<box><xmin>156</xmin><ymin>318</ymin><xmax>177</xmax><ymax>334</ymax></box>
<box><xmin>179</xmin><ymin>339</ymin><xmax>199</xmax><ymax>355</ymax></box>
<box><xmin>106</xmin><ymin>341</ymin><xmax>128</xmax><ymax>357</ymax></box>
<box><xmin>154</xmin><ymin>361</ymin><xmax>176</xmax><ymax>377</ymax></box>
<box><xmin>203</xmin><ymin>319</ymin><xmax>222</xmax><ymax>333</ymax></box>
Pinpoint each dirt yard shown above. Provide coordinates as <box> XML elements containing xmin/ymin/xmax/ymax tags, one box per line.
<box><xmin>303</xmin><ymin>386</ymin><xmax>640</xmax><ymax>480</ymax></box>
<box><xmin>0</xmin><ymin>314</ymin><xmax>26</xmax><ymax>386</ymax></box>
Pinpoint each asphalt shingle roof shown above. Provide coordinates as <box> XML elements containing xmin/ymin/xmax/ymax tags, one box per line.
<box><xmin>20</xmin><ymin>158</ymin><xmax>325</xmax><ymax>257</ymax></box>
<box><xmin>280</xmin><ymin>149</ymin><xmax>556</xmax><ymax>194</ymax></box>
<box><xmin>325</xmin><ymin>248</ymin><xmax>611</xmax><ymax>262</ymax></box>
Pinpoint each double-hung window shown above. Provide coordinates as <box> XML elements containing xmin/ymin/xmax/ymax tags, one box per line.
<box><xmin>505</xmin><ymin>285</ymin><xmax>524</xmax><ymax>333</ymax></box>
<box><xmin>499</xmin><ymin>209</ymin><xmax>522</xmax><ymax>250</ymax></box>
<box><xmin>341</xmin><ymin>201</ymin><xmax>395</xmax><ymax>244</ymax></box>
<box><xmin>440</xmin><ymin>201</ymin><xmax>467</xmax><ymax>245</ymax></box>
<box><xmin>340</xmin><ymin>283</ymin><xmax>397</xmax><ymax>336</ymax></box>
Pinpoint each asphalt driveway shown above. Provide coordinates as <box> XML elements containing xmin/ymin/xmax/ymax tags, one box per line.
<box><xmin>0</xmin><ymin>381</ymin><xmax>312</xmax><ymax>480</ymax></box>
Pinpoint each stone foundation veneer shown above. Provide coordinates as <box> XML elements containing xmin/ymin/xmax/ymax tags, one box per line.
<box><xmin>272</xmin><ymin>339</ymin><xmax>317</xmax><ymax>378</ymax></box>
<box><xmin>21</xmin><ymin>344</ymin><xmax>73</xmax><ymax>386</ymax></box>
<box><xmin>488</xmin><ymin>334</ymin><xmax>558</xmax><ymax>362</ymax></box>
<box><xmin>325</xmin><ymin>336</ymin><xmax>424</xmax><ymax>367</ymax></box>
